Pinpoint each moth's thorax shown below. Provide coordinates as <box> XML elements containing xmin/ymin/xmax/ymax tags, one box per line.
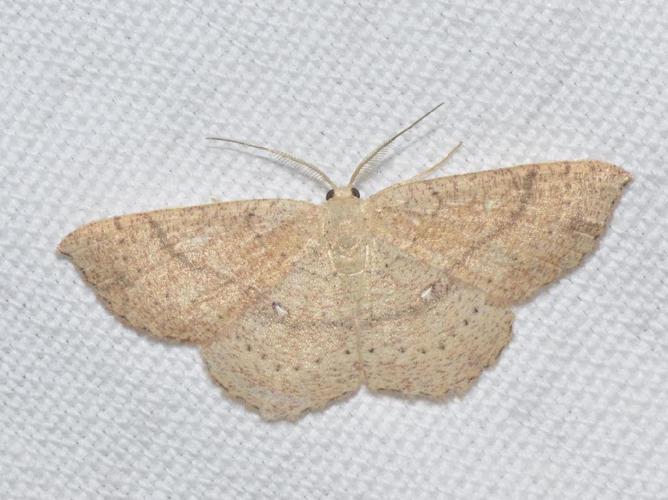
<box><xmin>323</xmin><ymin>196</ymin><xmax>367</xmax><ymax>275</ymax></box>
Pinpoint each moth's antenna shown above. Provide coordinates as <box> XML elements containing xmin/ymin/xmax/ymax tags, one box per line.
<box><xmin>348</xmin><ymin>103</ymin><xmax>444</xmax><ymax>187</ymax></box>
<box><xmin>207</xmin><ymin>137</ymin><xmax>337</xmax><ymax>190</ymax></box>
<box><xmin>345</xmin><ymin>141</ymin><xmax>392</xmax><ymax>186</ymax></box>
<box><xmin>400</xmin><ymin>141</ymin><xmax>463</xmax><ymax>184</ymax></box>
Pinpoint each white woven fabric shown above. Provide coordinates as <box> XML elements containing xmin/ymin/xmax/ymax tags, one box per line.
<box><xmin>2</xmin><ymin>1</ymin><xmax>667</xmax><ymax>498</ymax></box>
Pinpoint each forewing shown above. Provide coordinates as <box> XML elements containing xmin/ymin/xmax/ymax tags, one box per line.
<box><xmin>365</xmin><ymin>161</ymin><xmax>631</xmax><ymax>305</ymax></box>
<box><xmin>59</xmin><ymin>199</ymin><xmax>319</xmax><ymax>342</ymax></box>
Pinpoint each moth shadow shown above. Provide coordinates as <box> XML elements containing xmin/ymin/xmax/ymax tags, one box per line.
<box><xmin>364</xmin><ymin>386</ymin><xmax>471</xmax><ymax>410</ymax></box>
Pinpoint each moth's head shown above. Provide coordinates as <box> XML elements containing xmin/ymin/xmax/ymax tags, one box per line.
<box><xmin>326</xmin><ymin>186</ymin><xmax>361</xmax><ymax>202</ymax></box>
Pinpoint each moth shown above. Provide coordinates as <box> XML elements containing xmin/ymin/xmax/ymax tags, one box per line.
<box><xmin>59</xmin><ymin>105</ymin><xmax>631</xmax><ymax>420</ymax></box>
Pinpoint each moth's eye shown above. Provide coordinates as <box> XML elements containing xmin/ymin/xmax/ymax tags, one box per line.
<box><xmin>351</xmin><ymin>187</ymin><xmax>360</xmax><ymax>198</ymax></box>
<box><xmin>326</xmin><ymin>189</ymin><xmax>335</xmax><ymax>200</ymax></box>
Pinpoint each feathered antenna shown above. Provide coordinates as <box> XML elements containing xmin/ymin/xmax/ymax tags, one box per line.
<box><xmin>206</xmin><ymin>137</ymin><xmax>337</xmax><ymax>190</ymax></box>
<box><xmin>347</xmin><ymin>103</ymin><xmax>444</xmax><ymax>187</ymax></box>
<box><xmin>346</xmin><ymin>141</ymin><xmax>392</xmax><ymax>186</ymax></box>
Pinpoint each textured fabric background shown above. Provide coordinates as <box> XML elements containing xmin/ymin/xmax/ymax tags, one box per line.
<box><xmin>1</xmin><ymin>1</ymin><xmax>667</xmax><ymax>498</ymax></box>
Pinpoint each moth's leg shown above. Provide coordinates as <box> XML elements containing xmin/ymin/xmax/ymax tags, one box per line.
<box><xmin>360</xmin><ymin>239</ymin><xmax>513</xmax><ymax>397</ymax></box>
<box><xmin>400</xmin><ymin>141</ymin><xmax>462</xmax><ymax>184</ymax></box>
